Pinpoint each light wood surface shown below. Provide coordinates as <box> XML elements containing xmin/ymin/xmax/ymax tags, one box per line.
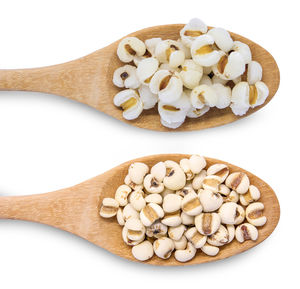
<box><xmin>0</xmin><ymin>25</ymin><xmax>280</xmax><ymax>131</ymax></box>
<box><xmin>0</xmin><ymin>154</ymin><xmax>280</xmax><ymax>266</ymax></box>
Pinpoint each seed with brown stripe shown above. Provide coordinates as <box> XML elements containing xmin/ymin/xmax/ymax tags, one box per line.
<box><xmin>207</xmin><ymin>225</ymin><xmax>229</xmax><ymax>246</ymax></box>
<box><xmin>225</xmin><ymin>172</ymin><xmax>250</xmax><ymax>194</ymax></box>
<box><xmin>117</xmin><ymin>37</ymin><xmax>146</xmax><ymax>63</ymax></box>
<box><xmin>249</xmin><ymin>85</ymin><xmax>258</xmax><ymax>105</ymax></box>
<box><xmin>235</xmin><ymin>223</ymin><xmax>258</xmax><ymax>243</ymax></box>
<box><xmin>125</xmin><ymin>218</ymin><xmax>146</xmax><ymax>241</ymax></box>
<box><xmin>115</xmin><ymin>185</ymin><xmax>132</xmax><ymax>207</ymax></box>
<box><xmin>142</xmin><ymin>205</ymin><xmax>158</xmax><ymax>223</ymax></box>
<box><xmin>181</xmin><ymin>191</ymin><xmax>203</xmax><ymax>216</ymax></box>
<box><xmin>140</xmin><ymin>203</ymin><xmax>164</xmax><ymax>227</ymax></box>
<box><xmin>202</xmin><ymin>175</ymin><xmax>222</xmax><ymax>193</ymax></box>
<box><xmin>195</xmin><ymin>212</ymin><xmax>221</xmax><ymax>236</ymax></box>
<box><xmin>223</xmin><ymin>190</ymin><xmax>239</xmax><ymax>203</ymax></box>
<box><xmin>219</xmin><ymin>184</ymin><xmax>230</xmax><ymax>196</ymax></box>
<box><xmin>207</xmin><ymin>164</ymin><xmax>229</xmax><ymax>183</ymax></box>
<box><xmin>184</xmin><ymin>227</ymin><xmax>207</xmax><ymax>248</ymax></box>
<box><xmin>100</xmin><ymin>198</ymin><xmax>119</xmax><ymax>218</ymax></box>
<box><xmin>240</xmin><ymin>185</ymin><xmax>260</xmax><ymax>206</ymax></box>
<box><xmin>217</xmin><ymin>55</ymin><xmax>228</xmax><ymax>74</ymax></box>
<box><xmin>122</xmin><ymin>226</ymin><xmax>143</xmax><ymax>246</ymax></box>
<box><xmin>246</xmin><ymin>202</ymin><xmax>267</xmax><ymax>227</ymax></box>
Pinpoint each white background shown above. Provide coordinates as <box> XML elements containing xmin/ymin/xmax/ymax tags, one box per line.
<box><xmin>0</xmin><ymin>0</ymin><xmax>298</xmax><ymax>288</ymax></box>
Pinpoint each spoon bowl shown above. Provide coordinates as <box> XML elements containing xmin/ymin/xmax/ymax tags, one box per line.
<box><xmin>0</xmin><ymin>24</ymin><xmax>280</xmax><ymax>131</ymax></box>
<box><xmin>0</xmin><ymin>154</ymin><xmax>280</xmax><ymax>266</ymax></box>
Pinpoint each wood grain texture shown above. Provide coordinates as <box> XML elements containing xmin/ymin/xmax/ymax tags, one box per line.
<box><xmin>0</xmin><ymin>24</ymin><xmax>280</xmax><ymax>131</ymax></box>
<box><xmin>0</xmin><ymin>154</ymin><xmax>280</xmax><ymax>266</ymax></box>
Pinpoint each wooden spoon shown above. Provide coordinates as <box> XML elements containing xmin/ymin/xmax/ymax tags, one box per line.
<box><xmin>0</xmin><ymin>24</ymin><xmax>279</xmax><ymax>131</ymax></box>
<box><xmin>0</xmin><ymin>154</ymin><xmax>280</xmax><ymax>266</ymax></box>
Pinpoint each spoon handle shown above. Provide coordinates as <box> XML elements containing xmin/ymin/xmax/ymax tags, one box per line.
<box><xmin>0</xmin><ymin>65</ymin><xmax>74</xmax><ymax>95</ymax></box>
<box><xmin>0</xmin><ymin>60</ymin><xmax>91</xmax><ymax>103</ymax></box>
<box><xmin>0</xmin><ymin>49</ymin><xmax>108</xmax><ymax>110</ymax></box>
<box><xmin>0</xmin><ymin>188</ymin><xmax>94</xmax><ymax>236</ymax></box>
<box><xmin>0</xmin><ymin>193</ymin><xmax>57</xmax><ymax>222</ymax></box>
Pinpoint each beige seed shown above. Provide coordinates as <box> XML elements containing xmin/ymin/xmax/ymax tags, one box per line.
<box><xmin>246</xmin><ymin>202</ymin><xmax>267</xmax><ymax>227</ymax></box>
<box><xmin>174</xmin><ymin>236</ymin><xmax>188</xmax><ymax>250</ymax></box>
<box><xmin>207</xmin><ymin>164</ymin><xmax>229</xmax><ymax>183</ymax></box>
<box><xmin>235</xmin><ymin>223</ymin><xmax>258</xmax><ymax>243</ymax></box>
<box><xmin>140</xmin><ymin>203</ymin><xmax>164</xmax><ymax>227</ymax></box>
<box><xmin>240</xmin><ymin>185</ymin><xmax>260</xmax><ymax>206</ymax></box>
<box><xmin>201</xmin><ymin>243</ymin><xmax>220</xmax><ymax>256</ymax></box>
<box><xmin>192</xmin><ymin>170</ymin><xmax>207</xmax><ymax>190</ymax></box>
<box><xmin>225</xmin><ymin>172</ymin><xmax>250</xmax><ymax>194</ymax></box>
<box><xmin>174</xmin><ymin>242</ymin><xmax>197</xmax><ymax>262</ymax></box>
<box><xmin>153</xmin><ymin>237</ymin><xmax>175</xmax><ymax>259</ymax></box>
<box><xmin>195</xmin><ymin>212</ymin><xmax>221</xmax><ymax>236</ymax></box>
<box><xmin>132</xmin><ymin>241</ymin><xmax>154</xmax><ymax>261</ymax></box>
<box><xmin>146</xmin><ymin>221</ymin><xmax>168</xmax><ymax>238</ymax></box>
<box><xmin>161</xmin><ymin>210</ymin><xmax>182</xmax><ymax>227</ymax></box>
<box><xmin>181</xmin><ymin>191</ymin><xmax>203</xmax><ymax>216</ymax></box>
<box><xmin>184</xmin><ymin>227</ymin><xmax>207</xmax><ymax>248</ymax></box>
<box><xmin>163</xmin><ymin>194</ymin><xmax>182</xmax><ymax>213</ymax></box>
<box><xmin>202</xmin><ymin>175</ymin><xmax>222</xmax><ymax>193</ymax></box>
<box><xmin>100</xmin><ymin>198</ymin><xmax>119</xmax><ymax>218</ymax></box>
<box><xmin>207</xmin><ymin>225</ymin><xmax>229</xmax><ymax>246</ymax></box>
<box><xmin>115</xmin><ymin>185</ymin><xmax>131</xmax><ymax>206</ymax></box>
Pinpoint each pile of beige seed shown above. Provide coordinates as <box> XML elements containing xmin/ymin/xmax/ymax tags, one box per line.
<box><xmin>100</xmin><ymin>155</ymin><xmax>267</xmax><ymax>262</ymax></box>
<box><xmin>113</xmin><ymin>18</ymin><xmax>269</xmax><ymax>129</ymax></box>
